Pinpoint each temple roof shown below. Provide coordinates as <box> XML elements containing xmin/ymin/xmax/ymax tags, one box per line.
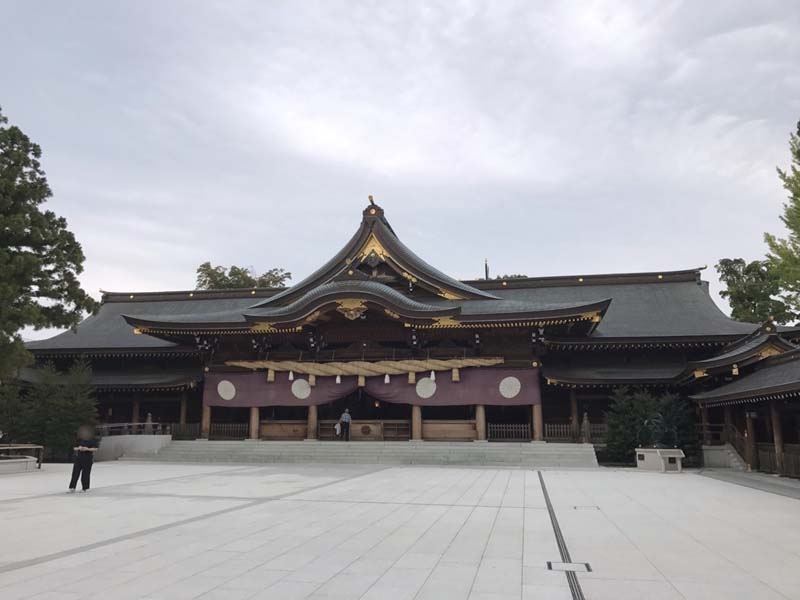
<box><xmin>683</xmin><ymin>321</ymin><xmax>796</xmax><ymax>374</ymax></box>
<box><xmin>542</xmin><ymin>362</ymin><xmax>686</xmax><ymax>386</ymax></box>
<box><xmin>260</xmin><ymin>202</ymin><xmax>499</xmax><ymax>305</ymax></box>
<box><xmin>16</xmin><ymin>367</ymin><xmax>201</xmax><ymax>391</ymax></box>
<box><xmin>25</xmin><ymin>203</ymin><xmax>759</xmax><ymax>353</ymax></box>
<box><xmin>692</xmin><ymin>350</ymin><xmax>800</xmax><ymax>405</ymax></box>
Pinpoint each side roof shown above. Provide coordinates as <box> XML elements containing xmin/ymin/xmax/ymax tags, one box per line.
<box><xmin>692</xmin><ymin>350</ymin><xmax>800</xmax><ymax>405</ymax></box>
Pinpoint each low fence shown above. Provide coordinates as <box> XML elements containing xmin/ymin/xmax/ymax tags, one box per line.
<box><xmin>383</xmin><ymin>421</ymin><xmax>411</xmax><ymax>441</ymax></box>
<box><xmin>97</xmin><ymin>423</ymin><xmax>200</xmax><ymax>440</ymax></box>
<box><xmin>543</xmin><ymin>422</ymin><xmax>607</xmax><ymax>443</ymax></box>
<box><xmin>757</xmin><ymin>443</ymin><xmax>800</xmax><ymax>479</ymax></box>
<box><xmin>98</xmin><ymin>423</ymin><xmax>168</xmax><ymax>436</ymax></box>
<box><xmin>488</xmin><ymin>423</ymin><xmax>531</xmax><ymax>442</ymax></box>
<box><xmin>209</xmin><ymin>423</ymin><xmax>250</xmax><ymax>441</ymax></box>
<box><xmin>544</xmin><ymin>423</ymin><xmax>573</xmax><ymax>442</ymax></box>
<box><xmin>171</xmin><ymin>423</ymin><xmax>201</xmax><ymax>440</ymax></box>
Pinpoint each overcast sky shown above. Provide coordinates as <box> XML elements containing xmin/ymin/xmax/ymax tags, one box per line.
<box><xmin>4</xmin><ymin>1</ymin><xmax>800</xmax><ymax>340</ymax></box>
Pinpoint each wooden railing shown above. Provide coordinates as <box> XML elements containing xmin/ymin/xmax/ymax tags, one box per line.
<box><xmin>383</xmin><ymin>421</ymin><xmax>411</xmax><ymax>441</ymax></box>
<box><xmin>488</xmin><ymin>423</ymin><xmax>531</xmax><ymax>442</ymax></box>
<box><xmin>758</xmin><ymin>443</ymin><xmax>800</xmax><ymax>478</ymax></box>
<box><xmin>317</xmin><ymin>420</ymin><xmax>411</xmax><ymax>441</ymax></box>
<box><xmin>170</xmin><ymin>423</ymin><xmax>201</xmax><ymax>440</ymax></box>
<box><xmin>726</xmin><ymin>425</ymin><xmax>748</xmax><ymax>461</ymax></box>
<box><xmin>696</xmin><ymin>423</ymin><xmax>728</xmax><ymax>445</ymax></box>
<box><xmin>544</xmin><ymin>423</ymin><xmax>573</xmax><ymax>442</ymax></box>
<box><xmin>209</xmin><ymin>423</ymin><xmax>249</xmax><ymax>441</ymax></box>
<box><xmin>785</xmin><ymin>445</ymin><xmax>800</xmax><ymax>479</ymax></box>
<box><xmin>96</xmin><ymin>422</ymin><xmax>168</xmax><ymax>436</ymax></box>
<box><xmin>590</xmin><ymin>424</ymin><xmax>608</xmax><ymax>442</ymax></box>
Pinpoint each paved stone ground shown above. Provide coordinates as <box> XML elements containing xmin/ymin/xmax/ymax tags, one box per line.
<box><xmin>1</xmin><ymin>462</ymin><xmax>799</xmax><ymax>600</ymax></box>
<box><xmin>699</xmin><ymin>468</ymin><xmax>800</xmax><ymax>500</ymax></box>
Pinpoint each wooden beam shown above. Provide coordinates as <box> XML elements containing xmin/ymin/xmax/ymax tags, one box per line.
<box><xmin>770</xmin><ymin>399</ymin><xmax>785</xmax><ymax>475</ymax></box>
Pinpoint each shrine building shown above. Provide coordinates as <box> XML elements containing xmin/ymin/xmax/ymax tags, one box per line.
<box><xmin>23</xmin><ymin>202</ymin><xmax>800</xmax><ymax>472</ymax></box>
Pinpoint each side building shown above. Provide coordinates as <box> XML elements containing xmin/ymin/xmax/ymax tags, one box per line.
<box><xmin>23</xmin><ymin>203</ymin><xmax>800</xmax><ymax>467</ymax></box>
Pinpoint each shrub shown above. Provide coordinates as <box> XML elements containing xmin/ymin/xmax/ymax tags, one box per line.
<box><xmin>0</xmin><ymin>359</ymin><xmax>97</xmax><ymax>459</ymax></box>
<box><xmin>604</xmin><ymin>387</ymin><xmax>696</xmax><ymax>464</ymax></box>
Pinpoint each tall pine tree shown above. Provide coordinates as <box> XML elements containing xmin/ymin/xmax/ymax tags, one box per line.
<box><xmin>0</xmin><ymin>107</ymin><xmax>97</xmax><ymax>379</ymax></box>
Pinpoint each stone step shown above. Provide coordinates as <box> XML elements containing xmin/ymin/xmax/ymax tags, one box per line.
<box><xmin>122</xmin><ymin>440</ymin><xmax>599</xmax><ymax>468</ymax></box>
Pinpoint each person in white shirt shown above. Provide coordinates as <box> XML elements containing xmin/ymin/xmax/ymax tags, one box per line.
<box><xmin>339</xmin><ymin>409</ymin><xmax>352</xmax><ymax>441</ymax></box>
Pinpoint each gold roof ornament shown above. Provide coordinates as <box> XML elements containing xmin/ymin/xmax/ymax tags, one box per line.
<box><xmin>336</xmin><ymin>299</ymin><xmax>368</xmax><ymax>320</ymax></box>
<box><xmin>356</xmin><ymin>234</ymin><xmax>389</xmax><ymax>262</ymax></box>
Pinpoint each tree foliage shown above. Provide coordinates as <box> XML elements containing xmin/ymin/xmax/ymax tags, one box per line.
<box><xmin>0</xmin><ymin>106</ymin><xmax>98</xmax><ymax>379</ymax></box>
<box><xmin>195</xmin><ymin>262</ymin><xmax>291</xmax><ymax>290</ymax></box>
<box><xmin>764</xmin><ymin>121</ymin><xmax>800</xmax><ymax>315</ymax></box>
<box><xmin>604</xmin><ymin>388</ymin><xmax>697</xmax><ymax>463</ymax></box>
<box><xmin>0</xmin><ymin>359</ymin><xmax>97</xmax><ymax>458</ymax></box>
<box><xmin>715</xmin><ymin>258</ymin><xmax>792</xmax><ymax>324</ymax></box>
<box><xmin>494</xmin><ymin>274</ymin><xmax>528</xmax><ymax>279</ymax></box>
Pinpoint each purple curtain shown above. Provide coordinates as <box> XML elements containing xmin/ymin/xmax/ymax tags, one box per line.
<box><xmin>204</xmin><ymin>372</ymin><xmax>357</xmax><ymax>407</ymax></box>
<box><xmin>204</xmin><ymin>368</ymin><xmax>540</xmax><ymax>408</ymax></box>
<box><xmin>365</xmin><ymin>368</ymin><xmax>539</xmax><ymax>406</ymax></box>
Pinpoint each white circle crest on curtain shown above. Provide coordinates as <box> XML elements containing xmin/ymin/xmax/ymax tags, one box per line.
<box><xmin>416</xmin><ymin>377</ymin><xmax>437</xmax><ymax>399</ymax></box>
<box><xmin>498</xmin><ymin>376</ymin><xmax>522</xmax><ymax>399</ymax></box>
<box><xmin>217</xmin><ymin>380</ymin><xmax>236</xmax><ymax>401</ymax></box>
<box><xmin>291</xmin><ymin>378</ymin><xmax>312</xmax><ymax>400</ymax></box>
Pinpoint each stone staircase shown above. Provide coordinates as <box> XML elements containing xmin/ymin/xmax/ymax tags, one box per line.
<box><xmin>722</xmin><ymin>443</ymin><xmax>748</xmax><ymax>471</ymax></box>
<box><xmin>122</xmin><ymin>440</ymin><xmax>599</xmax><ymax>468</ymax></box>
<box><xmin>702</xmin><ymin>443</ymin><xmax>748</xmax><ymax>472</ymax></box>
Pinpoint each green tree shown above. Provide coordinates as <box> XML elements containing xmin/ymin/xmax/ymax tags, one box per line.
<box><xmin>195</xmin><ymin>262</ymin><xmax>291</xmax><ymax>290</ymax></box>
<box><xmin>11</xmin><ymin>359</ymin><xmax>97</xmax><ymax>457</ymax></box>
<box><xmin>765</xmin><ymin>121</ymin><xmax>800</xmax><ymax>314</ymax></box>
<box><xmin>604</xmin><ymin>388</ymin><xmax>658</xmax><ymax>463</ymax></box>
<box><xmin>0</xmin><ymin>106</ymin><xmax>98</xmax><ymax>379</ymax></box>
<box><xmin>0</xmin><ymin>382</ymin><xmax>23</xmax><ymax>442</ymax></box>
<box><xmin>715</xmin><ymin>258</ymin><xmax>792</xmax><ymax>324</ymax></box>
<box><xmin>604</xmin><ymin>388</ymin><xmax>696</xmax><ymax>463</ymax></box>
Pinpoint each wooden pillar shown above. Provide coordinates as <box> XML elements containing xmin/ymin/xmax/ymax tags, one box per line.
<box><xmin>179</xmin><ymin>391</ymin><xmax>188</xmax><ymax>426</ymax></box>
<box><xmin>307</xmin><ymin>405</ymin><xmax>318</xmax><ymax>440</ymax></box>
<box><xmin>475</xmin><ymin>405</ymin><xmax>486</xmax><ymax>441</ymax></box>
<box><xmin>745</xmin><ymin>411</ymin><xmax>758</xmax><ymax>470</ymax></box>
<box><xmin>249</xmin><ymin>407</ymin><xmax>260</xmax><ymax>440</ymax></box>
<box><xmin>201</xmin><ymin>405</ymin><xmax>211</xmax><ymax>439</ymax></box>
<box><xmin>532</xmin><ymin>403</ymin><xmax>543</xmax><ymax>441</ymax></box>
<box><xmin>770</xmin><ymin>400</ymin><xmax>785</xmax><ymax>475</ymax></box>
<box><xmin>723</xmin><ymin>405</ymin><xmax>733</xmax><ymax>442</ymax></box>
<box><xmin>570</xmin><ymin>390</ymin><xmax>579</xmax><ymax>440</ymax></box>
<box><xmin>411</xmin><ymin>405</ymin><xmax>422</xmax><ymax>440</ymax></box>
<box><xmin>132</xmin><ymin>398</ymin><xmax>141</xmax><ymax>425</ymax></box>
<box><xmin>701</xmin><ymin>405</ymin><xmax>710</xmax><ymax>445</ymax></box>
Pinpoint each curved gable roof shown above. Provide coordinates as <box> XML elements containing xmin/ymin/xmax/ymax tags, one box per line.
<box><xmin>256</xmin><ymin>203</ymin><xmax>499</xmax><ymax>306</ymax></box>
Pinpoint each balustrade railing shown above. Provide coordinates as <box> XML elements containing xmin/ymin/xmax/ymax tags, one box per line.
<box><xmin>96</xmin><ymin>422</ymin><xmax>168</xmax><ymax>436</ymax></box>
<box><xmin>170</xmin><ymin>423</ymin><xmax>201</xmax><ymax>440</ymax></box>
<box><xmin>488</xmin><ymin>423</ymin><xmax>531</xmax><ymax>442</ymax></box>
<box><xmin>590</xmin><ymin>423</ymin><xmax>608</xmax><ymax>442</ymax></box>
<box><xmin>95</xmin><ymin>422</ymin><xmax>200</xmax><ymax>439</ymax></box>
<box><xmin>544</xmin><ymin>423</ymin><xmax>573</xmax><ymax>442</ymax></box>
<box><xmin>383</xmin><ymin>421</ymin><xmax>411</xmax><ymax>441</ymax></box>
<box><xmin>209</xmin><ymin>423</ymin><xmax>249</xmax><ymax>441</ymax></box>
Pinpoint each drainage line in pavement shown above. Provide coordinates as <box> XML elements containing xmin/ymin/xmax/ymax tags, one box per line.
<box><xmin>538</xmin><ymin>471</ymin><xmax>585</xmax><ymax>600</ymax></box>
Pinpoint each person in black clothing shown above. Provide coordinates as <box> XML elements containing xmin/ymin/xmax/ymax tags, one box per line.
<box><xmin>68</xmin><ymin>425</ymin><xmax>98</xmax><ymax>493</ymax></box>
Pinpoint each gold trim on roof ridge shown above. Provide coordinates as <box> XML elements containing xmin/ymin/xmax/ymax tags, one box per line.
<box><xmin>356</xmin><ymin>233</ymin><xmax>390</xmax><ymax>262</ymax></box>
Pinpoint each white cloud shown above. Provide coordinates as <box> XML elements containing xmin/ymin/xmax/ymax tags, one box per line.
<box><xmin>5</xmin><ymin>0</ymin><xmax>800</xmax><ymax>341</ymax></box>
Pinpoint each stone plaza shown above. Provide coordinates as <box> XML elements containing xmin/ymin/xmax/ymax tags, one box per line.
<box><xmin>1</xmin><ymin>462</ymin><xmax>799</xmax><ymax>600</ymax></box>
